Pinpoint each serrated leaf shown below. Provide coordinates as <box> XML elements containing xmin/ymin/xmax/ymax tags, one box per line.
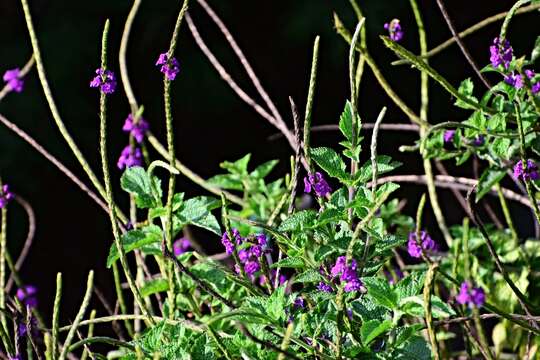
<box><xmin>395</xmin><ymin>272</ymin><xmax>426</xmax><ymax>301</ymax></box>
<box><xmin>107</xmin><ymin>225</ymin><xmax>162</xmax><ymax>267</ymax></box>
<box><xmin>176</xmin><ymin>196</ymin><xmax>221</xmax><ymax>235</ymax></box>
<box><xmin>476</xmin><ymin>168</ymin><xmax>506</xmax><ymax>202</ymax></box>
<box><xmin>311</xmin><ymin>147</ymin><xmax>349</xmax><ymax>181</ymax></box>
<box><xmin>356</xmin><ymin>156</ymin><xmax>401</xmax><ymax>184</ymax></box>
<box><xmin>250</xmin><ymin>160</ymin><xmax>278</xmax><ymax>179</ymax></box>
<box><xmin>399</xmin><ymin>295</ymin><xmax>456</xmax><ymax>318</ymax></box>
<box><xmin>293</xmin><ymin>269</ymin><xmax>325</xmax><ymax>283</ymax></box>
<box><xmin>221</xmin><ymin>154</ymin><xmax>251</xmax><ymax>175</ymax></box>
<box><xmin>339</xmin><ymin>101</ymin><xmax>355</xmax><ymax>142</ymax></box>
<box><xmin>207</xmin><ymin>174</ymin><xmax>243</xmax><ymax>190</ymax></box>
<box><xmin>141</xmin><ymin>278</ymin><xmax>169</xmax><ymax>297</ymax></box>
<box><xmin>120</xmin><ymin>166</ymin><xmax>161</xmax><ymax>208</ymax></box>
<box><xmin>270</xmin><ymin>257</ymin><xmax>304</xmax><ymax>269</ymax></box>
<box><xmin>454</xmin><ymin>78</ymin><xmax>479</xmax><ymax>110</ymax></box>
<box><xmin>361</xmin><ymin>319</ymin><xmax>392</xmax><ymax>345</ymax></box>
<box><xmin>278</xmin><ymin>210</ymin><xmax>317</xmax><ymax>232</ymax></box>
<box><xmin>363</xmin><ymin>277</ymin><xmax>398</xmax><ymax>310</ymax></box>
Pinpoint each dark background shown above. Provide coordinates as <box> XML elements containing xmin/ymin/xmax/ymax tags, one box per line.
<box><xmin>0</xmin><ymin>0</ymin><xmax>537</xmax><ymax>324</ymax></box>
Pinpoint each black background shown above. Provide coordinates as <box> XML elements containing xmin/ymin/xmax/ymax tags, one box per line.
<box><xmin>0</xmin><ymin>0</ymin><xmax>537</xmax><ymax>325</ymax></box>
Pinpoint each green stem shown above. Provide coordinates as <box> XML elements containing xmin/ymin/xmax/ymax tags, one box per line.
<box><xmin>423</xmin><ymin>263</ymin><xmax>440</xmax><ymax>359</ymax></box>
<box><xmin>496</xmin><ymin>183</ymin><xmax>518</xmax><ymax>242</ymax></box>
<box><xmin>0</xmin><ymin>198</ymin><xmax>6</xmax><ymax>328</ymax></box>
<box><xmin>18</xmin><ymin>0</ymin><xmax>128</xmax><ymax>224</ymax></box>
<box><xmin>303</xmin><ymin>36</ymin><xmax>320</xmax><ymax>172</ymax></box>
<box><xmin>58</xmin><ymin>271</ymin><xmax>94</xmax><ymax>360</ymax></box>
<box><xmin>119</xmin><ymin>0</ymin><xmax>142</xmax><ymax>113</ymax></box>
<box><xmin>68</xmin><ymin>336</ymin><xmax>136</xmax><ymax>353</ymax></box>
<box><xmin>51</xmin><ymin>273</ymin><xmax>62</xmax><ymax>359</ymax></box>
<box><xmin>500</xmin><ymin>0</ymin><xmax>530</xmax><ymax>41</ymax></box>
<box><xmin>97</xmin><ymin>20</ymin><xmax>152</xmax><ymax>324</ymax></box>
<box><xmin>80</xmin><ymin>309</ymin><xmax>97</xmax><ymax>360</ymax></box>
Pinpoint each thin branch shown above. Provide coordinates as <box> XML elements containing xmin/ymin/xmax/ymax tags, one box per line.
<box><xmin>0</xmin><ymin>56</ymin><xmax>35</xmax><ymax>102</ymax></box>
<box><xmin>434</xmin><ymin>0</ymin><xmax>492</xmax><ymax>89</ymax></box>
<box><xmin>6</xmin><ymin>195</ymin><xmax>36</xmax><ymax>291</ymax></box>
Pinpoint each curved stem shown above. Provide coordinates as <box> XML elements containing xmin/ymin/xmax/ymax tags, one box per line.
<box><xmin>303</xmin><ymin>36</ymin><xmax>320</xmax><ymax>172</ymax></box>
<box><xmin>119</xmin><ymin>0</ymin><xmax>142</xmax><ymax>113</ymax></box>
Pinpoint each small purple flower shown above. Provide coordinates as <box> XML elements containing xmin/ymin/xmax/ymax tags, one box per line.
<box><xmin>443</xmin><ymin>130</ymin><xmax>455</xmax><ymax>144</ymax></box>
<box><xmin>407</xmin><ymin>231</ymin><xmax>436</xmax><ymax>258</ymax></box>
<box><xmin>17</xmin><ymin>317</ymin><xmax>38</xmax><ymax>338</ymax></box>
<box><xmin>344</xmin><ymin>278</ymin><xmax>363</xmax><ymax>292</ymax></box>
<box><xmin>304</xmin><ymin>172</ymin><xmax>331</xmax><ymax>198</ymax></box>
<box><xmin>259</xmin><ymin>270</ymin><xmax>287</xmax><ymax>287</ymax></box>
<box><xmin>330</xmin><ymin>256</ymin><xmax>362</xmax><ymax>292</ymax></box>
<box><xmin>317</xmin><ymin>282</ymin><xmax>333</xmax><ymax>293</ymax></box>
<box><xmin>384</xmin><ymin>19</ymin><xmax>403</xmax><ymax>42</ymax></box>
<box><xmin>256</xmin><ymin>234</ymin><xmax>267</xmax><ymax>246</ymax></box>
<box><xmin>3</xmin><ymin>68</ymin><xmax>24</xmax><ymax>93</ymax></box>
<box><xmin>173</xmin><ymin>238</ymin><xmax>190</xmax><ymax>256</ymax></box>
<box><xmin>156</xmin><ymin>53</ymin><xmax>180</xmax><ymax>81</ymax></box>
<box><xmin>513</xmin><ymin>159</ymin><xmax>539</xmax><ymax>181</ymax></box>
<box><xmin>221</xmin><ymin>228</ymin><xmax>242</xmax><ymax>254</ymax></box>
<box><xmin>117</xmin><ymin>145</ymin><xmax>143</xmax><ymax>170</ymax></box>
<box><xmin>533</xmin><ymin>82</ymin><xmax>540</xmax><ymax>95</ymax></box>
<box><xmin>244</xmin><ymin>260</ymin><xmax>260</xmax><ymax>276</ymax></box>
<box><xmin>489</xmin><ymin>37</ymin><xmax>513</xmax><ymax>70</ymax></box>
<box><xmin>471</xmin><ymin>135</ymin><xmax>485</xmax><ymax>147</ymax></box>
<box><xmin>504</xmin><ymin>72</ymin><xmax>524</xmax><ymax>89</ymax></box>
<box><xmin>123</xmin><ymin>114</ymin><xmax>149</xmax><ymax>143</ymax></box>
<box><xmin>89</xmin><ymin>68</ymin><xmax>117</xmax><ymax>94</ymax></box>
<box><xmin>456</xmin><ymin>281</ymin><xmax>485</xmax><ymax>308</ymax></box>
<box><xmin>346</xmin><ymin>308</ymin><xmax>353</xmax><ymax>320</ymax></box>
<box><xmin>16</xmin><ymin>285</ymin><xmax>38</xmax><ymax>308</ymax></box>
<box><xmin>0</xmin><ymin>184</ymin><xmax>14</xmax><ymax>209</ymax></box>
<box><xmin>293</xmin><ymin>297</ymin><xmax>305</xmax><ymax>309</ymax></box>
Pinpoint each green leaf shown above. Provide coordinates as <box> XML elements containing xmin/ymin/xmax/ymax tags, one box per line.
<box><xmin>270</xmin><ymin>257</ymin><xmax>304</xmax><ymax>269</ymax></box>
<box><xmin>399</xmin><ymin>295</ymin><xmax>456</xmax><ymax>318</ymax></box>
<box><xmin>250</xmin><ymin>160</ymin><xmax>278</xmax><ymax>179</ymax></box>
<box><xmin>221</xmin><ymin>154</ymin><xmax>251</xmax><ymax>175</ymax></box>
<box><xmin>361</xmin><ymin>319</ymin><xmax>392</xmax><ymax>345</ymax></box>
<box><xmin>476</xmin><ymin>168</ymin><xmax>506</xmax><ymax>202</ymax></box>
<box><xmin>141</xmin><ymin>278</ymin><xmax>169</xmax><ymax>297</ymax></box>
<box><xmin>278</xmin><ymin>210</ymin><xmax>317</xmax><ymax>232</ymax></box>
<box><xmin>120</xmin><ymin>166</ymin><xmax>161</xmax><ymax>208</ymax></box>
<box><xmin>355</xmin><ymin>156</ymin><xmax>401</xmax><ymax>184</ymax></box>
<box><xmin>339</xmin><ymin>101</ymin><xmax>355</xmax><ymax>142</ymax></box>
<box><xmin>311</xmin><ymin>147</ymin><xmax>349</xmax><ymax>182</ymax></box>
<box><xmin>363</xmin><ymin>277</ymin><xmax>398</xmax><ymax>310</ymax></box>
<box><xmin>531</xmin><ymin>35</ymin><xmax>540</xmax><ymax>63</ymax></box>
<box><xmin>393</xmin><ymin>336</ymin><xmax>432</xmax><ymax>360</ymax></box>
<box><xmin>107</xmin><ymin>225</ymin><xmax>162</xmax><ymax>267</ymax></box>
<box><xmin>293</xmin><ymin>269</ymin><xmax>325</xmax><ymax>284</ymax></box>
<box><xmin>176</xmin><ymin>196</ymin><xmax>221</xmax><ymax>235</ymax></box>
<box><xmin>207</xmin><ymin>174</ymin><xmax>243</xmax><ymax>191</ymax></box>
<box><xmin>395</xmin><ymin>272</ymin><xmax>426</xmax><ymax>301</ymax></box>
<box><xmin>454</xmin><ymin>78</ymin><xmax>479</xmax><ymax>110</ymax></box>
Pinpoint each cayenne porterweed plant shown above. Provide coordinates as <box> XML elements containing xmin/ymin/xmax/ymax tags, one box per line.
<box><xmin>0</xmin><ymin>0</ymin><xmax>540</xmax><ymax>359</ymax></box>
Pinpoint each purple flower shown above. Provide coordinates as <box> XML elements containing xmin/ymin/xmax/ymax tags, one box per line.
<box><xmin>317</xmin><ymin>282</ymin><xmax>333</xmax><ymax>293</ymax></box>
<box><xmin>330</xmin><ymin>256</ymin><xmax>362</xmax><ymax>292</ymax></box>
<box><xmin>456</xmin><ymin>281</ymin><xmax>485</xmax><ymax>308</ymax></box>
<box><xmin>304</xmin><ymin>172</ymin><xmax>331</xmax><ymax>198</ymax></box>
<box><xmin>123</xmin><ymin>114</ymin><xmax>149</xmax><ymax>143</ymax></box>
<box><xmin>471</xmin><ymin>135</ymin><xmax>485</xmax><ymax>147</ymax></box>
<box><xmin>443</xmin><ymin>130</ymin><xmax>455</xmax><ymax>144</ymax></box>
<box><xmin>513</xmin><ymin>159</ymin><xmax>539</xmax><ymax>181</ymax></box>
<box><xmin>156</xmin><ymin>53</ymin><xmax>180</xmax><ymax>81</ymax></box>
<box><xmin>533</xmin><ymin>82</ymin><xmax>540</xmax><ymax>95</ymax></box>
<box><xmin>173</xmin><ymin>238</ymin><xmax>190</xmax><ymax>256</ymax></box>
<box><xmin>259</xmin><ymin>270</ymin><xmax>287</xmax><ymax>287</ymax></box>
<box><xmin>0</xmin><ymin>184</ymin><xmax>14</xmax><ymax>209</ymax></box>
<box><xmin>256</xmin><ymin>234</ymin><xmax>267</xmax><ymax>246</ymax></box>
<box><xmin>17</xmin><ymin>316</ymin><xmax>38</xmax><ymax>338</ymax></box>
<box><xmin>89</xmin><ymin>68</ymin><xmax>117</xmax><ymax>94</ymax></box>
<box><xmin>117</xmin><ymin>145</ymin><xmax>143</xmax><ymax>170</ymax></box>
<box><xmin>221</xmin><ymin>228</ymin><xmax>242</xmax><ymax>254</ymax></box>
<box><xmin>489</xmin><ymin>37</ymin><xmax>513</xmax><ymax>70</ymax></box>
<box><xmin>16</xmin><ymin>285</ymin><xmax>38</xmax><ymax>308</ymax></box>
<box><xmin>384</xmin><ymin>19</ymin><xmax>403</xmax><ymax>42</ymax></box>
<box><xmin>504</xmin><ymin>72</ymin><xmax>524</xmax><ymax>89</ymax></box>
<box><xmin>407</xmin><ymin>231</ymin><xmax>436</xmax><ymax>258</ymax></box>
<box><xmin>3</xmin><ymin>68</ymin><xmax>24</xmax><ymax>93</ymax></box>
<box><xmin>293</xmin><ymin>297</ymin><xmax>305</xmax><ymax>309</ymax></box>
<box><xmin>244</xmin><ymin>260</ymin><xmax>260</xmax><ymax>276</ymax></box>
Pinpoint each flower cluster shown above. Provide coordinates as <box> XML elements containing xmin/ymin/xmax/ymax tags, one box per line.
<box><xmin>221</xmin><ymin>228</ymin><xmax>243</xmax><ymax>254</ymax></box>
<box><xmin>489</xmin><ymin>37</ymin><xmax>513</xmax><ymax>70</ymax></box>
<box><xmin>456</xmin><ymin>281</ymin><xmax>485</xmax><ymax>308</ymax></box>
<box><xmin>117</xmin><ymin>145</ymin><xmax>143</xmax><ymax>170</ymax></box>
<box><xmin>173</xmin><ymin>237</ymin><xmax>191</xmax><ymax>256</ymax></box>
<box><xmin>3</xmin><ymin>68</ymin><xmax>24</xmax><ymax>93</ymax></box>
<box><xmin>304</xmin><ymin>172</ymin><xmax>331</xmax><ymax>198</ymax></box>
<box><xmin>123</xmin><ymin>114</ymin><xmax>150</xmax><ymax>143</ymax></box>
<box><xmin>0</xmin><ymin>184</ymin><xmax>13</xmax><ymax>209</ymax></box>
<box><xmin>407</xmin><ymin>231</ymin><xmax>436</xmax><ymax>258</ymax></box>
<box><xmin>504</xmin><ymin>69</ymin><xmax>540</xmax><ymax>94</ymax></box>
<box><xmin>329</xmin><ymin>256</ymin><xmax>363</xmax><ymax>292</ymax></box>
<box><xmin>89</xmin><ymin>68</ymin><xmax>117</xmax><ymax>94</ymax></box>
<box><xmin>384</xmin><ymin>19</ymin><xmax>403</xmax><ymax>42</ymax></box>
<box><xmin>156</xmin><ymin>53</ymin><xmax>180</xmax><ymax>81</ymax></box>
<box><xmin>236</xmin><ymin>234</ymin><xmax>268</xmax><ymax>276</ymax></box>
<box><xmin>16</xmin><ymin>285</ymin><xmax>38</xmax><ymax>308</ymax></box>
<box><xmin>513</xmin><ymin>159</ymin><xmax>539</xmax><ymax>181</ymax></box>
